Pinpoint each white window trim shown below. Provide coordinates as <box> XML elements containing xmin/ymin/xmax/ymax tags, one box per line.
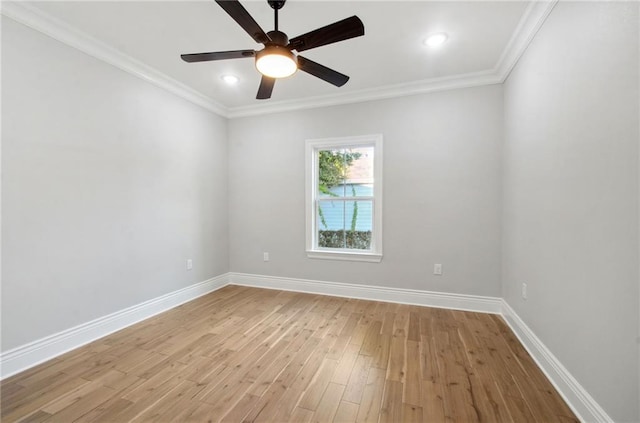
<box><xmin>305</xmin><ymin>134</ymin><xmax>383</xmax><ymax>263</ymax></box>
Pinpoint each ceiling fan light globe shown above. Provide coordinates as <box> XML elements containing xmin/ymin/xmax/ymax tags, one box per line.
<box><xmin>256</xmin><ymin>47</ymin><xmax>298</xmax><ymax>78</ymax></box>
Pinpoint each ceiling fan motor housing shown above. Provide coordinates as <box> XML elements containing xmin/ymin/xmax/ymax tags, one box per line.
<box><xmin>266</xmin><ymin>30</ymin><xmax>289</xmax><ymax>47</ymax></box>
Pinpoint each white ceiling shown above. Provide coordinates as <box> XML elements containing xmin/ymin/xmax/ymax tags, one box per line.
<box><xmin>7</xmin><ymin>1</ymin><xmax>547</xmax><ymax>117</ymax></box>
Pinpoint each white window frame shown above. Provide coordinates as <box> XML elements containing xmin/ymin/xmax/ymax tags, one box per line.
<box><xmin>305</xmin><ymin>134</ymin><xmax>383</xmax><ymax>263</ymax></box>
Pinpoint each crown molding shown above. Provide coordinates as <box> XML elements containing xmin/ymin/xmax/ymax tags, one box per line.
<box><xmin>225</xmin><ymin>0</ymin><xmax>557</xmax><ymax>118</ymax></box>
<box><xmin>1</xmin><ymin>0</ymin><xmax>557</xmax><ymax>119</ymax></box>
<box><xmin>0</xmin><ymin>1</ymin><xmax>228</xmax><ymax>117</ymax></box>
<box><xmin>494</xmin><ymin>0</ymin><xmax>559</xmax><ymax>81</ymax></box>
<box><xmin>226</xmin><ymin>70</ymin><xmax>501</xmax><ymax>118</ymax></box>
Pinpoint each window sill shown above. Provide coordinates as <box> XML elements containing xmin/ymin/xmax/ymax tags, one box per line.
<box><xmin>306</xmin><ymin>250</ymin><xmax>383</xmax><ymax>263</ymax></box>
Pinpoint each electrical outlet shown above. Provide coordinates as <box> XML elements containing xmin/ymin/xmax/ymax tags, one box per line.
<box><xmin>186</xmin><ymin>259</ymin><xmax>193</xmax><ymax>270</ymax></box>
<box><xmin>522</xmin><ymin>283</ymin><xmax>527</xmax><ymax>300</ymax></box>
<box><xmin>433</xmin><ymin>263</ymin><xmax>442</xmax><ymax>275</ymax></box>
<box><xmin>263</xmin><ymin>252</ymin><xmax>269</xmax><ymax>262</ymax></box>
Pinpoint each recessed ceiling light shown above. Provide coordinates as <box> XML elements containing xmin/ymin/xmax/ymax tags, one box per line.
<box><xmin>424</xmin><ymin>32</ymin><xmax>448</xmax><ymax>48</ymax></box>
<box><xmin>221</xmin><ymin>74</ymin><xmax>239</xmax><ymax>85</ymax></box>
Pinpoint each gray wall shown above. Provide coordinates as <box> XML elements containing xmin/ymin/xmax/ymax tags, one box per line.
<box><xmin>502</xmin><ymin>2</ymin><xmax>639</xmax><ymax>421</ymax></box>
<box><xmin>228</xmin><ymin>85</ymin><xmax>504</xmax><ymax>296</ymax></box>
<box><xmin>1</xmin><ymin>17</ymin><xmax>229</xmax><ymax>351</ymax></box>
<box><xmin>3</xmin><ymin>3</ymin><xmax>639</xmax><ymax>419</ymax></box>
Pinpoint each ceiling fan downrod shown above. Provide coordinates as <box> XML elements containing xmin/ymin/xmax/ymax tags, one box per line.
<box><xmin>268</xmin><ymin>0</ymin><xmax>286</xmax><ymax>31</ymax></box>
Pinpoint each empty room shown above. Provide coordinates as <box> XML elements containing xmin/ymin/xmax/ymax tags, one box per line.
<box><xmin>1</xmin><ymin>0</ymin><xmax>638</xmax><ymax>422</ymax></box>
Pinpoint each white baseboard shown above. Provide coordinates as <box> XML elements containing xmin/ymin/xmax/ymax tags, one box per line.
<box><xmin>501</xmin><ymin>300</ymin><xmax>612</xmax><ymax>423</ymax></box>
<box><xmin>230</xmin><ymin>273</ymin><xmax>611</xmax><ymax>422</ymax></box>
<box><xmin>1</xmin><ymin>271</ymin><xmax>610</xmax><ymax>423</ymax></box>
<box><xmin>228</xmin><ymin>272</ymin><xmax>503</xmax><ymax>314</ymax></box>
<box><xmin>0</xmin><ymin>274</ymin><xmax>229</xmax><ymax>380</ymax></box>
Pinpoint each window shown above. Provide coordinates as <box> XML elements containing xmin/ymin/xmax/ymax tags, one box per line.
<box><xmin>305</xmin><ymin>134</ymin><xmax>383</xmax><ymax>262</ymax></box>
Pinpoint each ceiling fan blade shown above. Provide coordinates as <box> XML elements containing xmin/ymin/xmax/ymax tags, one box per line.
<box><xmin>215</xmin><ymin>0</ymin><xmax>271</xmax><ymax>45</ymax></box>
<box><xmin>297</xmin><ymin>56</ymin><xmax>349</xmax><ymax>87</ymax></box>
<box><xmin>181</xmin><ymin>50</ymin><xmax>255</xmax><ymax>63</ymax></box>
<box><xmin>257</xmin><ymin>76</ymin><xmax>275</xmax><ymax>99</ymax></box>
<box><xmin>288</xmin><ymin>16</ymin><xmax>364</xmax><ymax>53</ymax></box>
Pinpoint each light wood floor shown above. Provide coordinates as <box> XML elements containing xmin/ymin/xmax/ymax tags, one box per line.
<box><xmin>1</xmin><ymin>285</ymin><xmax>578</xmax><ymax>422</ymax></box>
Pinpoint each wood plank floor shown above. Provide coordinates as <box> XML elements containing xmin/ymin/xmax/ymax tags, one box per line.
<box><xmin>1</xmin><ymin>285</ymin><xmax>578</xmax><ymax>422</ymax></box>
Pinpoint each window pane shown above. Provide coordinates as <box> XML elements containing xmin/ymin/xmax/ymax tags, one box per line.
<box><xmin>348</xmin><ymin>184</ymin><xmax>373</xmax><ymax>197</ymax></box>
<box><xmin>322</xmin><ymin>183</ymin><xmax>347</xmax><ymax>198</ymax></box>
<box><xmin>318</xmin><ymin>149</ymin><xmax>346</xmax><ymax>198</ymax></box>
<box><xmin>317</xmin><ymin>199</ymin><xmax>372</xmax><ymax>250</ymax></box>
<box><xmin>318</xmin><ymin>200</ymin><xmax>344</xmax><ymax>231</ymax></box>
<box><xmin>317</xmin><ymin>200</ymin><xmax>345</xmax><ymax>248</ymax></box>
<box><xmin>318</xmin><ymin>147</ymin><xmax>371</xmax><ymax>198</ymax></box>
<box><xmin>345</xmin><ymin>200</ymin><xmax>372</xmax><ymax>250</ymax></box>
<box><xmin>345</xmin><ymin>147</ymin><xmax>374</xmax><ymax>198</ymax></box>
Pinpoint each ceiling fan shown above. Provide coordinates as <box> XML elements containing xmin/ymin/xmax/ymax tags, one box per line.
<box><xmin>181</xmin><ymin>0</ymin><xmax>365</xmax><ymax>100</ymax></box>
